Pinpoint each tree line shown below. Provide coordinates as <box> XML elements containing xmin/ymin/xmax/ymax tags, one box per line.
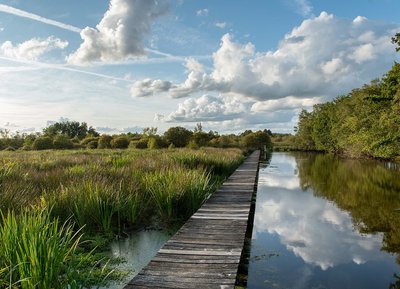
<box><xmin>294</xmin><ymin>33</ymin><xmax>400</xmax><ymax>160</ymax></box>
<box><xmin>0</xmin><ymin>121</ymin><xmax>272</xmax><ymax>152</ymax></box>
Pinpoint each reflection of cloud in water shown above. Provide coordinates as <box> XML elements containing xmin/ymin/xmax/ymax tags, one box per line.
<box><xmin>254</xmin><ymin>186</ymin><xmax>386</xmax><ymax>270</ymax></box>
<box><xmin>258</xmin><ymin>153</ymin><xmax>300</xmax><ymax>190</ymax></box>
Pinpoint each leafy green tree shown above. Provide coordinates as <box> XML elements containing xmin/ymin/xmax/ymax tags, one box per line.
<box><xmin>381</xmin><ymin>63</ymin><xmax>400</xmax><ymax>100</ymax></box>
<box><xmin>241</xmin><ymin>131</ymin><xmax>272</xmax><ymax>150</ymax></box>
<box><xmin>163</xmin><ymin>126</ymin><xmax>193</xmax><ymax>147</ymax></box>
<box><xmin>311</xmin><ymin>103</ymin><xmax>338</xmax><ymax>152</ymax></box>
<box><xmin>392</xmin><ymin>32</ymin><xmax>400</xmax><ymax>52</ymax></box>
<box><xmin>143</xmin><ymin>127</ymin><xmax>158</xmax><ymax>136</ymax></box>
<box><xmin>296</xmin><ymin>110</ymin><xmax>316</xmax><ymax>150</ymax></box>
<box><xmin>44</xmin><ymin>121</ymin><xmax>99</xmax><ymax>139</ymax></box>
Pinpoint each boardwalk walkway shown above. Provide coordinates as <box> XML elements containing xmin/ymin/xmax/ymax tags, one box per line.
<box><xmin>124</xmin><ymin>150</ymin><xmax>261</xmax><ymax>289</ymax></box>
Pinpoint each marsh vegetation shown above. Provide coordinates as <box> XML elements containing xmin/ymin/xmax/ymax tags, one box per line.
<box><xmin>0</xmin><ymin>148</ymin><xmax>245</xmax><ymax>288</ymax></box>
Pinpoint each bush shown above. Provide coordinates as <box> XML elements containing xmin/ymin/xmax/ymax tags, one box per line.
<box><xmin>98</xmin><ymin>135</ymin><xmax>113</xmax><ymax>149</ymax></box>
<box><xmin>164</xmin><ymin>127</ymin><xmax>193</xmax><ymax>147</ymax></box>
<box><xmin>80</xmin><ymin>137</ymin><xmax>99</xmax><ymax>147</ymax></box>
<box><xmin>186</xmin><ymin>140</ymin><xmax>199</xmax><ymax>149</ymax></box>
<box><xmin>241</xmin><ymin>131</ymin><xmax>272</xmax><ymax>150</ymax></box>
<box><xmin>110</xmin><ymin>136</ymin><xmax>129</xmax><ymax>149</ymax></box>
<box><xmin>87</xmin><ymin>140</ymin><xmax>98</xmax><ymax>149</ymax></box>
<box><xmin>32</xmin><ymin>136</ymin><xmax>53</xmax><ymax>150</ymax></box>
<box><xmin>147</xmin><ymin>136</ymin><xmax>166</xmax><ymax>149</ymax></box>
<box><xmin>135</xmin><ymin>138</ymin><xmax>148</xmax><ymax>149</ymax></box>
<box><xmin>53</xmin><ymin>135</ymin><xmax>73</xmax><ymax>150</ymax></box>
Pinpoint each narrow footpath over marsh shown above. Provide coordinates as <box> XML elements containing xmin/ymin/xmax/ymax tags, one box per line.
<box><xmin>124</xmin><ymin>150</ymin><xmax>261</xmax><ymax>289</ymax></box>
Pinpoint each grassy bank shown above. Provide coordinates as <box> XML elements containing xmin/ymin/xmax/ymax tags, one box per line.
<box><xmin>0</xmin><ymin>147</ymin><xmax>244</xmax><ymax>288</ymax></box>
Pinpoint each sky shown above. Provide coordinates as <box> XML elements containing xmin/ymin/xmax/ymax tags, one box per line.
<box><xmin>0</xmin><ymin>0</ymin><xmax>399</xmax><ymax>134</ymax></box>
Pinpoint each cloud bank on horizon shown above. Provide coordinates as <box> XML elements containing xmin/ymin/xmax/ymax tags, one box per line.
<box><xmin>0</xmin><ymin>0</ymin><xmax>399</xmax><ymax>133</ymax></box>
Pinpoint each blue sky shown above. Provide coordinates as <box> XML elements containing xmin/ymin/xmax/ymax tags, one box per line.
<box><xmin>0</xmin><ymin>0</ymin><xmax>399</xmax><ymax>134</ymax></box>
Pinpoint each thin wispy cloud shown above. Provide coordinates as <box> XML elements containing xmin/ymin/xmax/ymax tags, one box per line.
<box><xmin>0</xmin><ymin>4</ymin><xmax>82</xmax><ymax>33</ymax></box>
<box><xmin>196</xmin><ymin>8</ymin><xmax>208</xmax><ymax>17</ymax></box>
<box><xmin>294</xmin><ymin>0</ymin><xmax>313</xmax><ymax>17</ymax></box>
<box><xmin>0</xmin><ymin>55</ymin><xmax>132</xmax><ymax>83</ymax></box>
<box><xmin>215</xmin><ymin>22</ymin><xmax>227</xmax><ymax>29</ymax></box>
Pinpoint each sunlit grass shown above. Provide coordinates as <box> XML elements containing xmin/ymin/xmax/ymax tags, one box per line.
<box><xmin>0</xmin><ymin>209</ymin><xmax>83</xmax><ymax>289</ymax></box>
<box><xmin>0</xmin><ymin>147</ymin><xmax>244</xmax><ymax>287</ymax></box>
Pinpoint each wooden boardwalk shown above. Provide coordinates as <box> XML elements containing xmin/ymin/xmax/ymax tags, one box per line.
<box><xmin>124</xmin><ymin>150</ymin><xmax>260</xmax><ymax>289</ymax></box>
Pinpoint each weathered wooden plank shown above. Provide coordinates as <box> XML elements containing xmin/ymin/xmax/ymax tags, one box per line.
<box><xmin>158</xmin><ymin>249</ymin><xmax>242</xmax><ymax>256</ymax></box>
<box><xmin>123</xmin><ymin>150</ymin><xmax>260</xmax><ymax>289</ymax></box>
<box><xmin>146</xmin><ymin>261</ymin><xmax>238</xmax><ymax>270</ymax></box>
<box><xmin>132</xmin><ymin>274</ymin><xmax>236</xmax><ymax>284</ymax></box>
<box><xmin>140</xmin><ymin>269</ymin><xmax>237</xmax><ymax>278</ymax></box>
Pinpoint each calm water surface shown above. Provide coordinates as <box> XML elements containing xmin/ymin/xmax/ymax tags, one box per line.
<box><xmin>104</xmin><ymin>229</ymin><xmax>172</xmax><ymax>289</ymax></box>
<box><xmin>248</xmin><ymin>152</ymin><xmax>400</xmax><ymax>289</ymax></box>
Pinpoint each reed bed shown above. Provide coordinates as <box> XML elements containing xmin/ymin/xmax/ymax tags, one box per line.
<box><xmin>0</xmin><ymin>148</ymin><xmax>244</xmax><ymax>288</ymax></box>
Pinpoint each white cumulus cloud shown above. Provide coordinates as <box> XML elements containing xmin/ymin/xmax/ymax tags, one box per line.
<box><xmin>162</xmin><ymin>94</ymin><xmax>247</xmax><ymax>122</ymax></box>
<box><xmin>131</xmin><ymin>12</ymin><xmax>399</xmax><ymax>101</ymax></box>
<box><xmin>0</xmin><ymin>37</ymin><xmax>68</xmax><ymax>61</ymax></box>
<box><xmin>251</xmin><ymin>96</ymin><xmax>322</xmax><ymax>112</ymax></box>
<box><xmin>67</xmin><ymin>0</ymin><xmax>169</xmax><ymax>65</ymax></box>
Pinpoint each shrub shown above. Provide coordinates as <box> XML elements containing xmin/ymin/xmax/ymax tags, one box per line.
<box><xmin>32</xmin><ymin>136</ymin><xmax>53</xmax><ymax>150</ymax></box>
<box><xmin>98</xmin><ymin>135</ymin><xmax>113</xmax><ymax>149</ymax></box>
<box><xmin>147</xmin><ymin>136</ymin><xmax>166</xmax><ymax>149</ymax></box>
<box><xmin>163</xmin><ymin>126</ymin><xmax>193</xmax><ymax>147</ymax></box>
<box><xmin>135</xmin><ymin>138</ymin><xmax>148</xmax><ymax>149</ymax></box>
<box><xmin>186</xmin><ymin>140</ymin><xmax>199</xmax><ymax>149</ymax></box>
<box><xmin>110</xmin><ymin>136</ymin><xmax>129</xmax><ymax>149</ymax></box>
<box><xmin>53</xmin><ymin>135</ymin><xmax>73</xmax><ymax>150</ymax></box>
<box><xmin>87</xmin><ymin>140</ymin><xmax>98</xmax><ymax>149</ymax></box>
<box><xmin>80</xmin><ymin>137</ymin><xmax>99</xmax><ymax>147</ymax></box>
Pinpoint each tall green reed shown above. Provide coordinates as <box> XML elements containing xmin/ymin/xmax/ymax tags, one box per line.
<box><xmin>142</xmin><ymin>167</ymin><xmax>212</xmax><ymax>220</ymax></box>
<box><xmin>0</xmin><ymin>208</ymin><xmax>82</xmax><ymax>289</ymax></box>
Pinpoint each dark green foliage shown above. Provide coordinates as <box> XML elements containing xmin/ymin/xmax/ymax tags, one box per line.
<box><xmin>392</xmin><ymin>32</ymin><xmax>400</xmax><ymax>52</ymax></box>
<box><xmin>44</xmin><ymin>121</ymin><xmax>99</xmax><ymax>139</ymax></box>
<box><xmin>80</xmin><ymin>136</ymin><xmax>99</xmax><ymax>148</ymax></box>
<box><xmin>295</xmin><ymin>62</ymin><xmax>400</xmax><ymax>159</ymax></box>
<box><xmin>110</xmin><ymin>136</ymin><xmax>129</xmax><ymax>149</ymax></box>
<box><xmin>53</xmin><ymin>135</ymin><xmax>73</xmax><ymax>150</ymax></box>
<box><xmin>0</xmin><ymin>130</ymin><xmax>25</xmax><ymax>150</ymax></box>
<box><xmin>97</xmin><ymin>135</ymin><xmax>113</xmax><ymax>149</ymax></box>
<box><xmin>87</xmin><ymin>140</ymin><xmax>98</xmax><ymax>149</ymax></box>
<box><xmin>134</xmin><ymin>138</ymin><xmax>148</xmax><ymax>149</ymax></box>
<box><xmin>209</xmin><ymin>135</ymin><xmax>239</xmax><ymax>148</ymax></box>
<box><xmin>241</xmin><ymin>130</ymin><xmax>272</xmax><ymax>151</ymax></box>
<box><xmin>164</xmin><ymin>126</ymin><xmax>193</xmax><ymax>147</ymax></box>
<box><xmin>147</xmin><ymin>136</ymin><xmax>166</xmax><ymax>149</ymax></box>
<box><xmin>32</xmin><ymin>136</ymin><xmax>53</xmax><ymax>150</ymax></box>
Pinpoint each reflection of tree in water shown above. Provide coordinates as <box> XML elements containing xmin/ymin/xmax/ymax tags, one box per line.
<box><xmin>390</xmin><ymin>273</ymin><xmax>400</xmax><ymax>289</ymax></box>
<box><xmin>294</xmin><ymin>152</ymin><xmax>400</xmax><ymax>282</ymax></box>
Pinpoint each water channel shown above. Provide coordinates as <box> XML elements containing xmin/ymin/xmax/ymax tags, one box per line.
<box><xmin>247</xmin><ymin>152</ymin><xmax>400</xmax><ymax>289</ymax></box>
<box><xmin>106</xmin><ymin>151</ymin><xmax>400</xmax><ymax>289</ymax></box>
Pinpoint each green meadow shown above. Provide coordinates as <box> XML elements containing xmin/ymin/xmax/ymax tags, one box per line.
<box><xmin>0</xmin><ymin>148</ymin><xmax>244</xmax><ymax>288</ymax></box>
